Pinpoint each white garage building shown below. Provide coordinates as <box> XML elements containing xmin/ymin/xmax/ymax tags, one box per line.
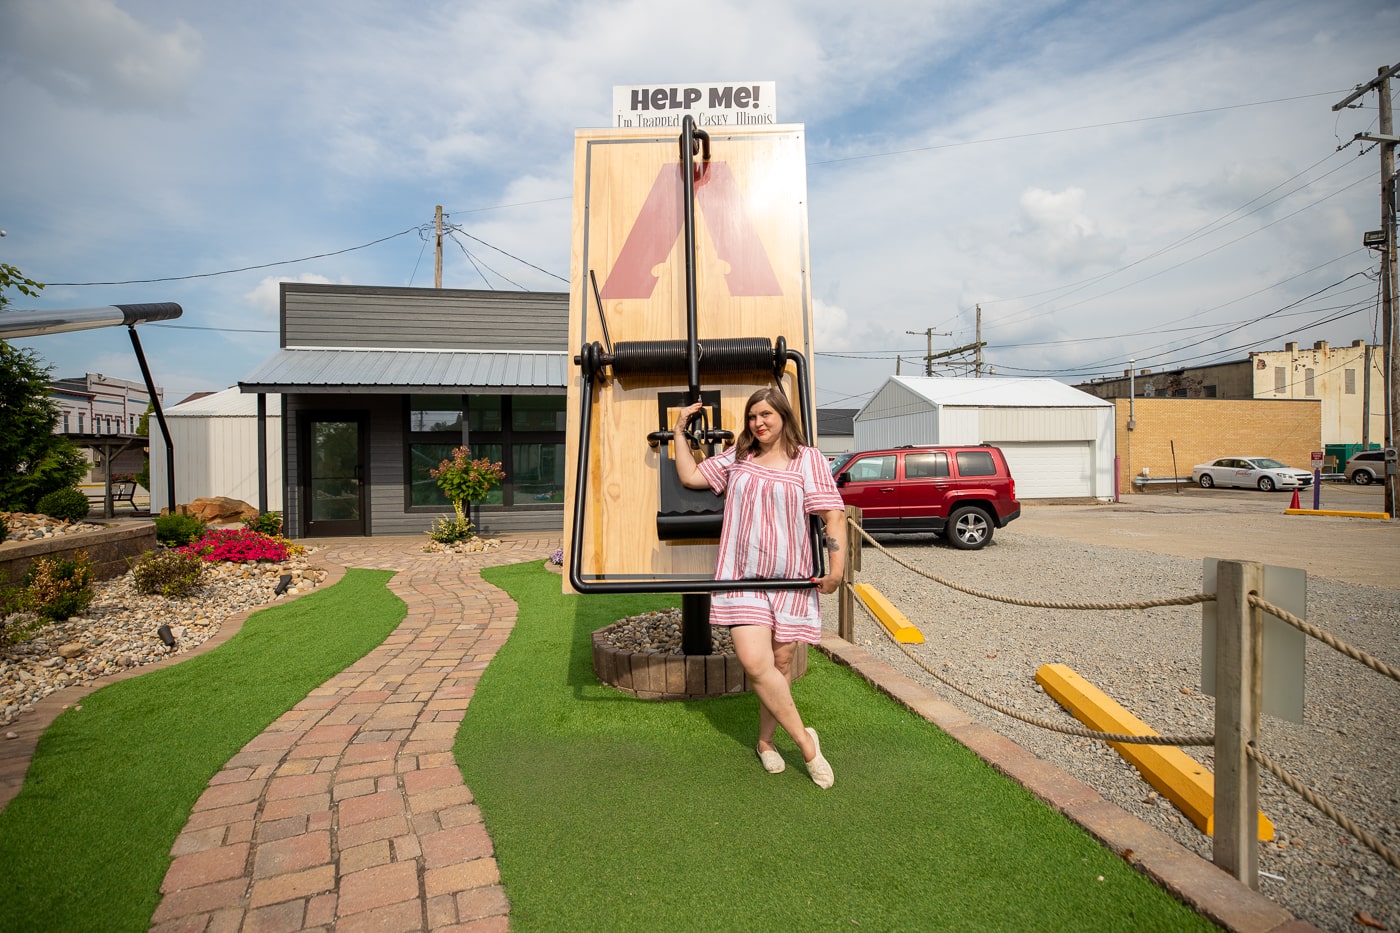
<box><xmin>149</xmin><ymin>387</ymin><xmax>283</xmax><ymax>512</ymax></box>
<box><xmin>852</xmin><ymin>376</ymin><xmax>1116</xmax><ymax>500</ymax></box>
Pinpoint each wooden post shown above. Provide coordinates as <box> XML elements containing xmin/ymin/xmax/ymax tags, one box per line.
<box><xmin>434</xmin><ymin>204</ymin><xmax>444</xmax><ymax>288</ymax></box>
<box><xmin>1213</xmin><ymin>559</ymin><xmax>1263</xmax><ymax>889</ymax></box>
<box><xmin>838</xmin><ymin>505</ymin><xmax>861</xmax><ymax>641</ymax></box>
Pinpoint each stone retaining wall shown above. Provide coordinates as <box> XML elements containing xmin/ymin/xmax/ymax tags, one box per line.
<box><xmin>592</xmin><ymin>624</ymin><xmax>808</xmax><ymax>700</ymax></box>
<box><xmin>0</xmin><ymin>524</ymin><xmax>157</xmax><ymax>586</ymax></box>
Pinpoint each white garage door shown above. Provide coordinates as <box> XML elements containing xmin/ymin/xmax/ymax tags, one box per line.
<box><xmin>993</xmin><ymin>441</ymin><xmax>1093</xmax><ymax>499</ymax></box>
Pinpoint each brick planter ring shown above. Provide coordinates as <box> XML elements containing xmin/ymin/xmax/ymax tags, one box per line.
<box><xmin>591</xmin><ymin>623</ymin><xmax>807</xmax><ymax>700</ymax></box>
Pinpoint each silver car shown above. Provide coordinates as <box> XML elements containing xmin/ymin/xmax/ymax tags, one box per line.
<box><xmin>1344</xmin><ymin>450</ymin><xmax>1386</xmax><ymax>485</ymax></box>
<box><xmin>1191</xmin><ymin>457</ymin><xmax>1314</xmax><ymax>492</ymax></box>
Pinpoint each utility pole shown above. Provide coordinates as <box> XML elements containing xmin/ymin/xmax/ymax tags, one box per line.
<box><xmin>905</xmin><ymin>327</ymin><xmax>950</xmax><ymax>376</ymax></box>
<box><xmin>975</xmin><ymin>304</ymin><xmax>983</xmax><ymax>377</ymax></box>
<box><xmin>434</xmin><ymin>205</ymin><xmax>444</xmax><ymax>288</ymax></box>
<box><xmin>1335</xmin><ymin>64</ymin><xmax>1400</xmax><ymax>519</ymax></box>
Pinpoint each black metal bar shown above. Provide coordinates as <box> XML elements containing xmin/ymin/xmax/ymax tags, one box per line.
<box><xmin>127</xmin><ymin>325</ymin><xmax>175</xmax><ymax>515</ymax></box>
<box><xmin>256</xmin><ymin>393</ymin><xmax>269</xmax><ymax>514</ymax></box>
<box><xmin>680</xmin><ymin>116</ymin><xmax>710</xmax><ymax>403</ymax></box>
<box><xmin>587</xmin><ymin>270</ymin><xmax>614</xmax><ymax>355</ymax></box>
<box><xmin>681</xmin><ymin>593</ymin><xmax>712</xmax><ymax>655</ymax></box>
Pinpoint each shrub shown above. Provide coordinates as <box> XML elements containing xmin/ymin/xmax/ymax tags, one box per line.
<box><xmin>427</xmin><ymin>515</ymin><xmax>476</xmax><ymax>544</ymax></box>
<box><xmin>241</xmin><ymin>511</ymin><xmax>283</xmax><ymax>536</ymax></box>
<box><xmin>131</xmin><ymin>549</ymin><xmax>207</xmax><ymax>597</ymax></box>
<box><xmin>550</xmin><ymin>547</ymin><xmax>564</xmax><ymax>566</ymax></box>
<box><xmin>21</xmin><ymin>550</ymin><xmax>95</xmax><ymax>622</ymax></box>
<box><xmin>155</xmin><ymin>512</ymin><xmax>207</xmax><ymax>547</ymax></box>
<box><xmin>177</xmin><ymin>528</ymin><xmax>289</xmax><ymax>563</ymax></box>
<box><xmin>429</xmin><ymin>447</ymin><xmax>505</xmax><ymax>522</ymax></box>
<box><xmin>35</xmin><ymin>487</ymin><xmax>91</xmax><ymax>523</ymax></box>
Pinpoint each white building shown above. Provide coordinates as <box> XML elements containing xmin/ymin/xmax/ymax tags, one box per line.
<box><xmin>854</xmin><ymin>376</ymin><xmax>1116</xmax><ymax>499</ymax></box>
<box><xmin>149</xmin><ymin>387</ymin><xmax>283</xmax><ymax>512</ymax></box>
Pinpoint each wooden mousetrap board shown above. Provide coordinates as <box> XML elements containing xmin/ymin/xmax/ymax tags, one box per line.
<box><xmin>563</xmin><ymin>123</ymin><xmax>816</xmax><ymax>592</ymax></box>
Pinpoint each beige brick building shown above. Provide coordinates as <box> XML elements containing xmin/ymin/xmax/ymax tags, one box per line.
<box><xmin>1077</xmin><ymin>339</ymin><xmax>1384</xmax><ymax>449</ymax></box>
<box><xmin>1112</xmin><ymin>398</ymin><xmax>1320</xmax><ymax>493</ymax></box>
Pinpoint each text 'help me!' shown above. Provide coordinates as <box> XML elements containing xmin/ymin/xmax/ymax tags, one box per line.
<box><xmin>612</xmin><ymin>82</ymin><xmax>778</xmax><ymax>128</ymax></box>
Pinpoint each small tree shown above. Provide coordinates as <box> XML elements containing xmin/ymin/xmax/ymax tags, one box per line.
<box><xmin>427</xmin><ymin>447</ymin><xmax>505</xmax><ymax>541</ymax></box>
<box><xmin>0</xmin><ymin>266</ymin><xmax>88</xmax><ymax>512</ymax></box>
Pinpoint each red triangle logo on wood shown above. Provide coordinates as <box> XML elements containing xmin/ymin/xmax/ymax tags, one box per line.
<box><xmin>600</xmin><ymin>162</ymin><xmax>782</xmax><ymax>299</ymax></box>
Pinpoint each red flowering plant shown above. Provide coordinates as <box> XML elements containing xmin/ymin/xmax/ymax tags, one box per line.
<box><xmin>176</xmin><ymin>527</ymin><xmax>290</xmax><ymax>563</ymax></box>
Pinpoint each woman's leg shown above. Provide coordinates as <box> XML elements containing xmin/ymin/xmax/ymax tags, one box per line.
<box><xmin>757</xmin><ymin>636</ymin><xmax>797</xmax><ymax>752</ymax></box>
<box><xmin>731</xmin><ymin>625</ymin><xmax>815</xmax><ymax>761</ymax></box>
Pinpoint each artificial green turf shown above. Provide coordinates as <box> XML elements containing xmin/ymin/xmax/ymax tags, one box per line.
<box><xmin>460</xmin><ymin>562</ymin><xmax>1220</xmax><ymax>932</ymax></box>
<box><xmin>0</xmin><ymin>568</ymin><xmax>405</xmax><ymax>933</ymax></box>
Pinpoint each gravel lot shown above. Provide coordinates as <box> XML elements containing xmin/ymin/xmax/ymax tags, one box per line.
<box><xmin>820</xmin><ymin>489</ymin><xmax>1399</xmax><ymax>933</ymax></box>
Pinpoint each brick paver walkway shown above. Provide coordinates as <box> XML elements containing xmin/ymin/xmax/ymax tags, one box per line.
<box><xmin>148</xmin><ymin>534</ymin><xmax>556</xmax><ymax>933</ymax></box>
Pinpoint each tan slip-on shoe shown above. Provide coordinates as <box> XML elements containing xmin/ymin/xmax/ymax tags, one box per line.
<box><xmin>804</xmin><ymin>728</ymin><xmax>834</xmax><ymax>789</ymax></box>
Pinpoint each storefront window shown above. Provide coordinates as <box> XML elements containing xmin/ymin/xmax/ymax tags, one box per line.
<box><xmin>409</xmin><ymin>395</ymin><xmax>463</xmax><ymax>432</ymax></box>
<box><xmin>406</xmin><ymin>394</ymin><xmax>562</xmax><ymax>511</ymax></box>
<box><xmin>511</xmin><ymin>442</ymin><xmax>565</xmax><ymax>503</ymax></box>
<box><xmin>511</xmin><ymin>395</ymin><xmax>566</xmax><ymax>431</ymax></box>
<box><xmin>468</xmin><ymin>395</ymin><xmax>503</xmax><ymax>432</ymax></box>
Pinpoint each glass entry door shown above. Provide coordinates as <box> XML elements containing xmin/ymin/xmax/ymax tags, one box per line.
<box><xmin>301</xmin><ymin>414</ymin><xmax>367</xmax><ymax>536</ymax></box>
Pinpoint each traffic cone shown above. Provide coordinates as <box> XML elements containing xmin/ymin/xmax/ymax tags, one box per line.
<box><xmin>1289</xmin><ymin>488</ymin><xmax>1300</xmax><ymax>510</ymax></box>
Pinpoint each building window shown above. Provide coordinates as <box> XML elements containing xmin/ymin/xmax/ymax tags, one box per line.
<box><xmin>77</xmin><ymin>413</ymin><xmax>84</xmax><ymax>432</ymax></box>
<box><xmin>1203</xmin><ymin>385</ymin><xmax>1217</xmax><ymax>398</ymax></box>
<box><xmin>404</xmin><ymin>393</ymin><xmax>565</xmax><ymax>510</ymax></box>
<box><xmin>1304</xmin><ymin>368</ymin><xmax>1315</xmax><ymax>396</ymax></box>
<box><xmin>62</xmin><ymin>412</ymin><xmax>70</xmax><ymax>432</ymax></box>
<box><xmin>1345</xmin><ymin>369</ymin><xmax>1356</xmax><ymax>394</ymax></box>
<box><xmin>1273</xmin><ymin>367</ymin><xmax>1286</xmax><ymax>394</ymax></box>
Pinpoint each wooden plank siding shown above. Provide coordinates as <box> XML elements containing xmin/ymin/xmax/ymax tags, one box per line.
<box><xmin>281</xmin><ymin>283</ymin><xmax>570</xmax><ymax>351</ymax></box>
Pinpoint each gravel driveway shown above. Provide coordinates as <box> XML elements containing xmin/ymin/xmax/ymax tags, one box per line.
<box><xmin>820</xmin><ymin>486</ymin><xmax>1399</xmax><ymax>933</ymax></box>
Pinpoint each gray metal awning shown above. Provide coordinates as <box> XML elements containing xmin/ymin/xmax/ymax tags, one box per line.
<box><xmin>238</xmin><ymin>348</ymin><xmax>570</xmax><ymax>395</ymax></box>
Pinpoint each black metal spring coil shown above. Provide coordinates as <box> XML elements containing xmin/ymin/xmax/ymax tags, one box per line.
<box><xmin>609</xmin><ymin>337</ymin><xmax>774</xmax><ymax>376</ymax></box>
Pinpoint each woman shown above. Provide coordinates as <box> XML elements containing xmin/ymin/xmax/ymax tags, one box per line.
<box><xmin>674</xmin><ymin>387</ymin><xmax>846</xmax><ymax>788</ymax></box>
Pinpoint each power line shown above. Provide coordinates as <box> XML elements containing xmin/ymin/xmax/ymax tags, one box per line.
<box><xmin>807</xmin><ymin>91</ymin><xmax>1347</xmax><ymax>167</ymax></box>
<box><xmin>444</xmin><ymin>226</ymin><xmax>568</xmax><ymax>284</ymax></box>
<box><xmin>47</xmin><ymin>226</ymin><xmax>424</xmax><ymax>287</ymax></box>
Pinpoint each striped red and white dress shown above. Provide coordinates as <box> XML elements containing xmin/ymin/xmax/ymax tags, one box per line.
<box><xmin>695</xmin><ymin>445</ymin><xmax>844</xmax><ymax>644</ymax></box>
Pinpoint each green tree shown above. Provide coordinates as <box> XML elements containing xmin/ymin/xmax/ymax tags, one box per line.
<box><xmin>0</xmin><ymin>268</ymin><xmax>88</xmax><ymax>511</ymax></box>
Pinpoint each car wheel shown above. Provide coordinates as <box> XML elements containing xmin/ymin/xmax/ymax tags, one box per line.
<box><xmin>946</xmin><ymin>506</ymin><xmax>992</xmax><ymax>550</ymax></box>
<box><xmin>1258</xmin><ymin>476</ymin><xmax>1276</xmax><ymax>492</ymax></box>
<box><xmin>1352</xmin><ymin>470</ymin><xmax>1373</xmax><ymax>486</ymax></box>
<box><xmin>1198</xmin><ymin>474</ymin><xmax>1214</xmax><ymax>489</ymax></box>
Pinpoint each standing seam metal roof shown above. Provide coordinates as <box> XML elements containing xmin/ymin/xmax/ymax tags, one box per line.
<box><xmin>237</xmin><ymin>348</ymin><xmax>569</xmax><ymax>394</ymax></box>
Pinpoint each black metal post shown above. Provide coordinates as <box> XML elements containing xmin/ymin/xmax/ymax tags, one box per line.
<box><xmin>681</xmin><ymin>593</ymin><xmax>713</xmax><ymax>656</ymax></box>
<box><xmin>127</xmin><ymin>325</ymin><xmax>175</xmax><ymax>515</ymax></box>
<box><xmin>256</xmin><ymin>393</ymin><xmax>268</xmax><ymax>514</ymax></box>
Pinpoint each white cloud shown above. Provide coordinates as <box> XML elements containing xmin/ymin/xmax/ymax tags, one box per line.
<box><xmin>0</xmin><ymin>0</ymin><xmax>202</xmax><ymax>111</ymax></box>
<box><xmin>244</xmin><ymin>275</ymin><xmax>335</xmax><ymax>317</ymax></box>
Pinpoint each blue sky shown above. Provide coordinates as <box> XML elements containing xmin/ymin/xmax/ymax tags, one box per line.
<box><xmin>1</xmin><ymin>0</ymin><xmax>1395</xmax><ymax>408</ymax></box>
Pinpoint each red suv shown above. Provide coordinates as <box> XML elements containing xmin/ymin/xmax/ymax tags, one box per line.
<box><xmin>830</xmin><ymin>445</ymin><xmax>1021</xmax><ymax>550</ymax></box>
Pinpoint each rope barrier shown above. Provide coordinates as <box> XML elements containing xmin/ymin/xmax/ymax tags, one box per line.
<box><xmin>844</xmin><ymin>516</ymin><xmax>1399</xmax><ymax>875</ymax></box>
<box><xmin>848</xmin><ymin>519</ymin><xmax>1215</xmax><ymax>611</ymax></box>
<box><xmin>851</xmin><ymin>596</ymin><xmax>1215</xmax><ymax>747</ymax></box>
<box><xmin>1249</xmin><ymin>595</ymin><xmax>1400</xmax><ymax>683</ymax></box>
<box><xmin>1247</xmin><ymin>745</ymin><xmax>1400</xmax><ymax>871</ymax></box>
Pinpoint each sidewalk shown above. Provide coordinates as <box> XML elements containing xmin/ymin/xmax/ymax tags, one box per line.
<box><xmin>146</xmin><ymin>534</ymin><xmax>556</xmax><ymax>933</ymax></box>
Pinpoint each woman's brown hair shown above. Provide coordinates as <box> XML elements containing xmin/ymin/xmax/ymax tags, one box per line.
<box><xmin>734</xmin><ymin>386</ymin><xmax>805</xmax><ymax>460</ymax></box>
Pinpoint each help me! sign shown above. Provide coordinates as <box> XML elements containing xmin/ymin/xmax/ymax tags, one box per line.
<box><xmin>612</xmin><ymin>82</ymin><xmax>778</xmax><ymax>128</ymax></box>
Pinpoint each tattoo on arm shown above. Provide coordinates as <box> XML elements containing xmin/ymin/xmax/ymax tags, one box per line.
<box><xmin>824</xmin><ymin>534</ymin><xmax>840</xmax><ymax>552</ymax></box>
